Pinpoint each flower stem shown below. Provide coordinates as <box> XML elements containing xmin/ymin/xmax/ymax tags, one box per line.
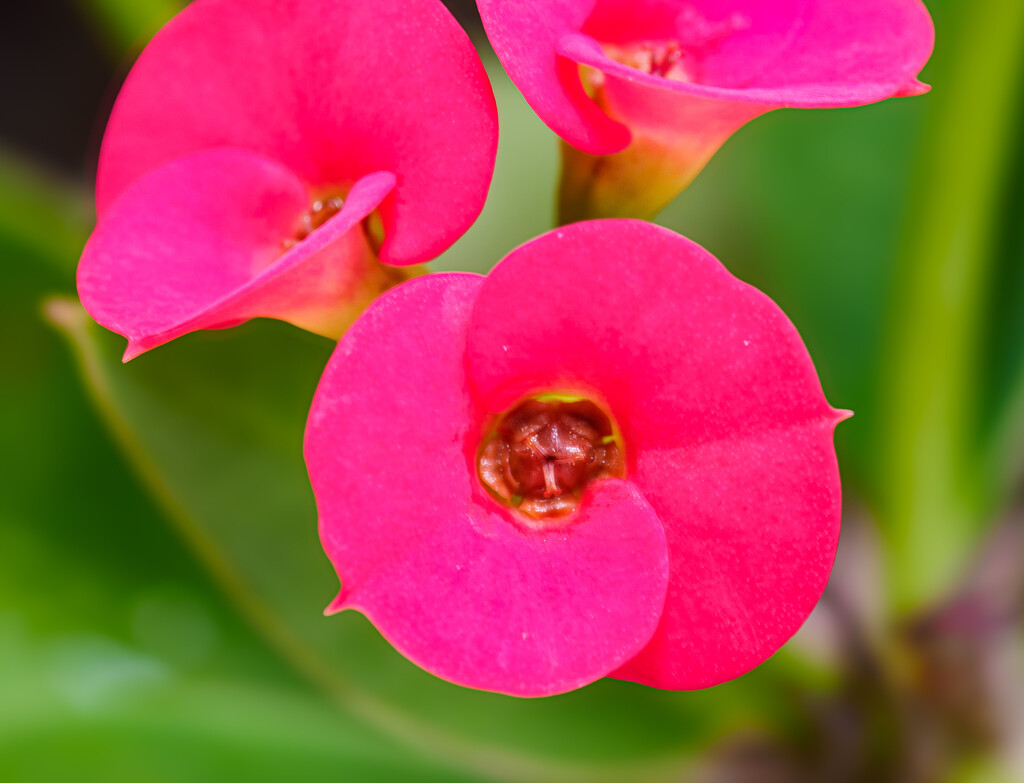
<box><xmin>556</xmin><ymin>136</ymin><xmax>712</xmax><ymax>224</ymax></box>
<box><xmin>875</xmin><ymin>0</ymin><xmax>1024</xmax><ymax>611</ymax></box>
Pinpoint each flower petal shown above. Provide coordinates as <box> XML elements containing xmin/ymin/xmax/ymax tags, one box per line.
<box><xmin>582</xmin><ymin>0</ymin><xmax>810</xmax><ymax>85</ymax></box>
<box><xmin>477</xmin><ymin>0</ymin><xmax>631</xmax><ymax>155</ymax></box>
<box><xmin>96</xmin><ymin>0</ymin><xmax>497</xmax><ymax>266</ymax></box>
<box><xmin>557</xmin><ymin>32</ymin><xmax>771</xmax><ymax>137</ymax></box>
<box><xmin>744</xmin><ymin>0</ymin><xmax>934</xmax><ymax>102</ymax></box>
<box><xmin>558</xmin><ymin>0</ymin><xmax>933</xmax><ymax>109</ymax></box>
<box><xmin>484</xmin><ymin>0</ymin><xmax>932</xmax><ymax>153</ymax></box>
<box><xmin>465</xmin><ymin>220</ymin><xmax>843</xmax><ymax>688</ymax></box>
<box><xmin>582</xmin><ymin>0</ymin><xmax>700</xmax><ymax>43</ymax></box>
<box><xmin>305</xmin><ymin>273</ymin><xmax>669</xmax><ymax>697</ymax></box>
<box><xmin>78</xmin><ymin>148</ymin><xmax>395</xmax><ymax>360</ymax></box>
<box><xmin>613</xmin><ymin>419</ymin><xmax>841</xmax><ymax>688</ymax></box>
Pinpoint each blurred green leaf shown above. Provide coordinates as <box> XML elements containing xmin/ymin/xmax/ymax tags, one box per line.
<box><xmin>0</xmin><ymin>619</ymin><xmax>481</xmax><ymax>783</ymax></box>
<box><xmin>45</xmin><ymin>303</ymin><xmax>650</xmax><ymax>777</ymax></box>
<box><xmin>0</xmin><ymin>275</ymin><xmax>485</xmax><ymax>783</ymax></box>
<box><xmin>981</xmin><ymin>97</ymin><xmax>1024</xmax><ymax>501</ymax></box>
<box><xmin>73</xmin><ymin>0</ymin><xmax>184</xmax><ymax>57</ymax></box>
<box><xmin>990</xmin><ymin>365</ymin><xmax>1024</xmax><ymax>504</ymax></box>
<box><xmin>0</xmin><ymin>149</ymin><xmax>363</xmax><ymax>779</ymax></box>
<box><xmin>0</xmin><ymin>150</ymin><xmax>476</xmax><ymax>783</ymax></box>
<box><xmin>433</xmin><ymin>55</ymin><xmax>558</xmax><ymax>274</ymax></box>
<box><xmin>46</xmin><ymin>298</ymin><xmax>826</xmax><ymax>781</ymax></box>
<box><xmin>0</xmin><ymin>148</ymin><xmax>90</xmax><ymax>288</ymax></box>
<box><xmin>874</xmin><ymin>0</ymin><xmax>1024</xmax><ymax>610</ymax></box>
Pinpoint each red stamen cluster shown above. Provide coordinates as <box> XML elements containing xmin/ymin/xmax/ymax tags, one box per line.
<box><xmin>299</xmin><ymin>195</ymin><xmax>346</xmax><ymax>241</ymax></box>
<box><xmin>278</xmin><ymin>196</ymin><xmax>345</xmax><ymax>251</ymax></box>
<box><xmin>478</xmin><ymin>397</ymin><xmax>625</xmax><ymax>518</ymax></box>
<box><xmin>639</xmin><ymin>41</ymin><xmax>686</xmax><ymax>78</ymax></box>
<box><xmin>603</xmin><ymin>40</ymin><xmax>691</xmax><ymax>82</ymax></box>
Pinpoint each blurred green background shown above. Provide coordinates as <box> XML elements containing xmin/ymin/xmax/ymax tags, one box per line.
<box><xmin>3</xmin><ymin>0</ymin><xmax>1023</xmax><ymax>780</ymax></box>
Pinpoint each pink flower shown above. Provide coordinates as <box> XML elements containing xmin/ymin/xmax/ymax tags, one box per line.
<box><xmin>305</xmin><ymin>220</ymin><xmax>846</xmax><ymax>696</ymax></box>
<box><xmin>477</xmin><ymin>0</ymin><xmax>935</xmax><ymax>220</ymax></box>
<box><xmin>78</xmin><ymin>0</ymin><xmax>497</xmax><ymax>360</ymax></box>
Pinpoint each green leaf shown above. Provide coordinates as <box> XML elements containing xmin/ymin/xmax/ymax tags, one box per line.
<box><xmin>0</xmin><ymin>148</ymin><xmax>90</xmax><ymax>290</ymax></box>
<box><xmin>0</xmin><ymin>286</ymin><xmax>479</xmax><ymax>783</ymax></box>
<box><xmin>0</xmin><ymin>287</ymin><xmax>471</xmax><ymax>781</ymax></box>
<box><xmin>72</xmin><ymin>0</ymin><xmax>184</xmax><ymax>57</ymax></box>
<box><xmin>432</xmin><ymin>56</ymin><xmax>558</xmax><ymax>275</ymax></box>
<box><xmin>46</xmin><ymin>297</ymin><xmax>822</xmax><ymax>781</ymax></box>
<box><xmin>0</xmin><ymin>619</ymin><xmax>481</xmax><ymax>783</ymax></box>
<box><xmin>873</xmin><ymin>0</ymin><xmax>1024</xmax><ymax>609</ymax></box>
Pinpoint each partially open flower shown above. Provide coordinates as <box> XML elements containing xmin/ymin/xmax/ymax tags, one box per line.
<box><xmin>477</xmin><ymin>0</ymin><xmax>934</xmax><ymax>221</ymax></box>
<box><xmin>306</xmin><ymin>220</ymin><xmax>846</xmax><ymax>696</ymax></box>
<box><xmin>78</xmin><ymin>0</ymin><xmax>497</xmax><ymax>360</ymax></box>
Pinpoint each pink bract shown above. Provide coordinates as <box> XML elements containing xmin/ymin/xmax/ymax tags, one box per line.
<box><xmin>79</xmin><ymin>0</ymin><xmax>497</xmax><ymax>358</ymax></box>
<box><xmin>479</xmin><ymin>0</ymin><xmax>935</xmax><ymax>155</ymax></box>
<box><xmin>305</xmin><ymin>220</ymin><xmax>846</xmax><ymax>696</ymax></box>
<box><xmin>479</xmin><ymin>0</ymin><xmax>933</xmax><ymax>220</ymax></box>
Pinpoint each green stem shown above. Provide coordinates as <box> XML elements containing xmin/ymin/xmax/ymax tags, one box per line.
<box><xmin>875</xmin><ymin>0</ymin><xmax>1024</xmax><ymax>611</ymax></box>
<box><xmin>557</xmin><ymin>136</ymin><xmax>713</xmax><ymax>224</ymax></box>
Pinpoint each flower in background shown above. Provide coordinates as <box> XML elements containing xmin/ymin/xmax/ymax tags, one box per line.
<box><xmin>478</xmin><ymin>0</ymin><xmax>934</xmax><ymax>221</ymax></box>
<box><xmin>79</xmin><ymin>0</ymin><xmax>497</xmax><ymax>360</ymax></box>
<box><xmin>305</xmin><ymin>220</ymin><xmax>847</xmax><ymax>696</ymax></box>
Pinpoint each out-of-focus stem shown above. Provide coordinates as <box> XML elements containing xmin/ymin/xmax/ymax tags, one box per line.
<box><xmin>555</xmin><ymin>71</ymin><xmax>762</xmax><ymax>225</ymax></box>
<box><xmin>876</xmin><ymin>0</ymin><xmax>1024</xmax><ymax>611</ymax></box>
<box><xmin>557</xmin><ymin>136</ymin><xmax>714</xmax><ymax>224</ymax></box>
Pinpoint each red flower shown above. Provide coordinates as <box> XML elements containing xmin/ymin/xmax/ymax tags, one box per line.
<box><xmin>78</xmin><ymin>0</ymin><xmax>497</xmax><ymax>359</ymax></box>
<box><xmin>478</xmin><ymin>0</ymin><xmax>934</xmax><ymax>220</ymax></box>
<box><xmin>306</xmin><ymin>220</ymin><xmax>846</xmax><ymax>696</ymax></box>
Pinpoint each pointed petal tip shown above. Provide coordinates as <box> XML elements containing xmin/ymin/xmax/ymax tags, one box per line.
<box><xmin>833</xmin><ymin>408</ymin><xmax>854</xmax><ymax>425</ymax></box>
<box><xmin>122</xmin><ymin>339</ymin><xmax>147</xmax><ymax>363</ymax></box>
<box><xmin>324</xmin><ymin>592</ymin><xmax>347</xmax><ymax>617</ymax></box>
<box><xmin>898</xmin><ymin>79</ymin><xmax>931</xmax><ymax>98</ymax></box>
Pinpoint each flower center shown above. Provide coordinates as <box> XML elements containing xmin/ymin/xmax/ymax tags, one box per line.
<box><xmin>593</xmin><ymin>10</ymin><xmax>751</xmax><ymax>87</ymax></box>
<box><xmin>297</xmin><ymin>197</ymin><xmax>345</xmax><ymax>240</ymax></box>
<box><xmin>603</xmin><ymin>40</ymin><xmax>692</xmax><ymax>82</ymax></box>
<box><xmin>477</xmin><ymin>396</ymin><xmax>625</xmax><ymax>519</ymax></box>
<box><xmin>282</xmin><ymin>196</ymin><xmax>345</xmax><ymax>250</ymax></box>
